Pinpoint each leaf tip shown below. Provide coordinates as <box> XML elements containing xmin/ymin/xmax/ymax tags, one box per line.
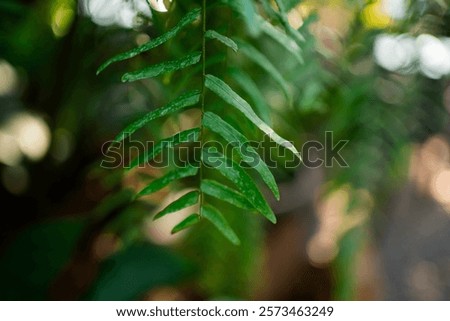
<box><xmin>121</xmin><ymin>73</ymin><xmax>131</xmax><ymax>82</ymax></box>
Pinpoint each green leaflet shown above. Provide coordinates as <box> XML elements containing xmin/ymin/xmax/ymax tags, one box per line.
<box><xmin>267</xmin><ymin>0</ymin><xmax>305</xmax><ymax>45</ymax></box>
<box><xmin>234</xmin><ymin>40</ymin><xmax>291</xmax><ymax>100</ymax></box>
<box><xmin>129</xmin><ymin>127</ymin><xmax>200</xmax><ymax>170</ymax></box>
<box><xmin>202</xmin><ymin>204</ymin><xmax>240</xmax><ymax>245</ymax></box>
<box><xmin>205</xmin><ymin>75</ymin><xmax>301</xmax><ymax>160</ymax></box>
<box><xmin>205</xmin><ymin>30</ymin><xmax>238</xmax><ymax>52</ymax></box>
<box><xmin>153</xmin><ymin>191</ymin><xmax>199</xmax><ymax>220</ymax></box>
<box><xmin>278</xmin><ymin>0</ymin><xmax>302</xmax><ymax>11</ymax></box>
<box><xmin>229</xmin><ymin>68</ymin><xmax>271</xmax><ymax>125</ymax></box>
<box><xmin>238</xmin><ymin>0</ymin><xmax>259</xmax><ymax>36</ymax></box>
<box><xmin>201</xmin><ymin>179</ymin><xmax>253</xmax><ymax>210</ymax></box>
<box><xmin>203</xmin><ymin>112</ymin><xmax>280</xmax><ymax>200</ymax></box>
<box><xmin>171</xmin><ymin>214</ymin><xmax>201</xmax><ymax>234</ymax></box>
<box><xmin>97</xmin><ymin>8</ymin><xmax>201</xmax><ymax>74</ymax></box>
<box><xmin>202</xmin><ymin>147</ymin><xmax>276</xmax><ymax>223</ymax></box>
<box><xmin>136</xmin><ymin>164</ymin><xmax>199</xmax><ymax>198</ymax></box>
<box><xmin>257</xmin><ymin>15</ymin><xmax>303</xmax><ymax>65</ymax></box>
<box><xmin>114</xmin><ymin>90</ymin><xmax>200</xmax><ymax>143</ymax></box>
<box><xmin>225</xmin><ymin>0</ymin><xmax>260</xmax><ymax>36</ymax></box>
<box><xmin>121</xmin><ymin>52</ymin><xmax>201</xmax><ymax>82</ymax></box>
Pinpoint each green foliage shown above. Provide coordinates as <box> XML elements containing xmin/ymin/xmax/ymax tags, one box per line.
<box><xmin>205</xmin><ymin>30</ymin><xmax>238</xmax><ymax>52</ymax></box>
<box><xmin>0</xmin><ymin>218</ymin><xmax>85</xmax><ymax>300</ymax></box>
<box><xmin>84</xmin><ymin>244</ymin><xmax>193</xmax><ymax>300</ymax></box>
<box><xmin>98</xmin><ymin>0</ymin><xmax>305</xmax><ymax>243</ymax></box>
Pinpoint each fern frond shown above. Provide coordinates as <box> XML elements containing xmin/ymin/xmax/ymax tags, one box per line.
<box><xmin>99</xmin><ymin>1</ymin><xmax>304</xmax><ymax>245</ymax></box>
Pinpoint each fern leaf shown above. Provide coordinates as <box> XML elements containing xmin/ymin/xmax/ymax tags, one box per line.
<box><xmin>203</xmin><ymin>112</ymin><xmax>280</xmax><ymax>200</ymax></box>
<box><xmin>278</xmin><ymin>0</ymin><xmax>302</xmax><ymax>11</ymax></box>
<box><xmin>171</xmin><ymin>214</ymin><xmax>200</xmax><ymax>234</ymax></box>
<box><xmin>154</xmin><ymin>190</ymin><xmax>199</xmax><ymax>220</ymax></box>
<box><xmin>225</xmin><ymin>0</ymin><xmax>260</xmax><ymax>36</ymax></box>
<box><xmin>257</xmin><ymin>16</ymin><xmax>303</xmax><ymax>64</ymax></box>
<box><xmin>121</xmin><ymin>52</ymin><xmax>201</xmax><ymax>82</ymax></box>
<box><xmin>96</xmin><ymin>8</ymin><xmax>201</xmax><ymax>74</ymax></box>
<box><xmin>205</xmin><ymin>30</ymin><xmax>238</xmax><ymax>52</ymax></box>
<box><xmin>202</xmin><ymin>147</ymin><xmax>276</xmax><ymax>223</ymax></box>
<box><xmin>205</xmin><ymin>75</ymin><xmax>301</xmax><ymax>160</ymax></box>
<box><xmin>234</xmin><ymin>40</ymin><xmax>291</xmax><ymax>99</ymax></box>
<box><xmin>202</xmin><ymin>204</ymin><xmax>240</xmax><ymax>245</ymax></box>
<box><xmin>129</xmin><ymin>127</ymin><xmax>200</xmax><ymax>170</ymax></box>
<box><xmin>136</xmin><ymin>164</ymin><xmax>199</xmax><ymax>198</ymax></box>
<box><xmin>229</xmin><ymin>68</ymin><xmax>271</xmax><ymax>125</ymax></box>
<box><xmin>263</xmin><ymin>0</ymin><xmax>305</xmax><ymax>45</ymax></box>
<box><xmin>114</xmin><ymin>90</ymin><xmax>200</xmax><ymax>143</ymax></box>
<box><xmin>200</xmin><ymin>179</ymin><xmax>253</xmax><ymax>210</ymax></box>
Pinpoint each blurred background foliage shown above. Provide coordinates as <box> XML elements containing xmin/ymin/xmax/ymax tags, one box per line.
<box><xmin>0</xmin><ymin>0</ymin><xmax>449</xmax><ymax>300</ymax></box>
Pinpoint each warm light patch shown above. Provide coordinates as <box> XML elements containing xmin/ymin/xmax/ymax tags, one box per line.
<box><xmin>307</xmin><ymin>186</ymin><xmax>372</xmax><ymax>266</ymax></box>
<box><xmin>50</xmin><ymin>0</ymin><xmax>75</xmax><ymax>37</ymax></box>
<box><xmin>362</xmin><ymin>0</ymin><xmax>392</xmax><ymax>29</ymax></box>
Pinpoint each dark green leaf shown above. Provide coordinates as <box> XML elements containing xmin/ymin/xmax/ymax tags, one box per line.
<box><xmin>202</xmin><ymin>204</ymin><xmax>240</xmax><ymax>245</ymax></box>
<box><xmin>92</xmin><ymin>189</ymin><xmax>134</xmax><ymax>219</ymax></box>
<box><xmin>171</xmin><ymin>214</ymin><xmax>201</xmax><ymax>234</ymax></box>
<box><xmin>154</xmin><ymin>190</ymin><xmax>199</xmax><ymax>220</ymax></box>
<box><xmin>203</xmin><ymin>112</ymin><xmax>280</xmax><ymax>200</ymax></box>
<box><xmin>205</xmin><ymin>30</ymin><xmax>238</xmax><ymax>52</ymax></box>
<box><xmin>205</xmin><ymin>75</ymin><xmax>301</xmax><ymax>160</ymax></box>
<box><xmin>202</xmin><ymin>147</ymin><xmax>276</xmax><ymax>223</ymax></box>
<box><xmin>129</xmin><ymin>127</ymin><xmax>200</xmax><ymax>170</ymax></box>
<box><xmin>136</xmin><ymin>164</ymin><xmax>199</xmax><ymax>198</ymax></box>
<box><xmin>85</xmin><ymin>244</ymin><xmax>193</xmax><ymax>300</ymax></box>
<box><xmin>121</xmin><ymin>51</ymin><xmax>201</xmax><ymax>82</ymax></box>
<box><xmin>201</xmin><ymin>179</ymin><xmax>253</xmax><ymax>210</ymax></box>
<box><xmin>113</xmin><ymin>90</ymin><xmax>200</xmax><ymax>143</ymax></box>
<box><xmin>97</xmin><ymin>8</ymin><xmax>201</xmax><ymax>74</ymax></box>
<box><xmin>229</xmin><ymin>68</ymin><xmax>271</xmax><ymax>124</ymax></box>
<box><xmin>0</xmin><ymin>218</ymin><xmax>85</xmax><ymax>300</ymax></box>
<box><xmin>234</xmin><ymin>40</ymin><xmax>291</xmax><ymax>100</ymax></box>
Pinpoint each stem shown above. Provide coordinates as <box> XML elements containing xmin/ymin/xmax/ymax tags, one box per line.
<box><xmin>199</xmin><ymin>0</ymin><xmax>207</xmax><ymax>216</ymax></box>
